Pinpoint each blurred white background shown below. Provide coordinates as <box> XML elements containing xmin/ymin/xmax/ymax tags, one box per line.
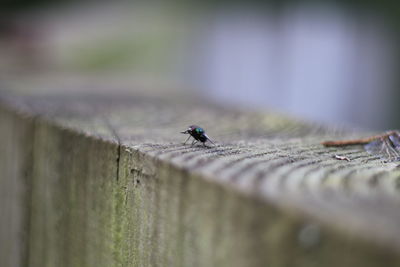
<box><xmin>1</xmin><ymin>1</ymin><xmax>399</xmax><ymax>130</ymax></box>
<box><xmin>187</xmin><ymin>4</ymin><xmax>397</xmax><ymax>129</ymax></box>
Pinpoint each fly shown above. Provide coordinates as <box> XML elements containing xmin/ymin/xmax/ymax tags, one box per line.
<box><xmin>181</xmin><ymin>125</ymin><xmax>216</xmax><ymax>147</ymax></box>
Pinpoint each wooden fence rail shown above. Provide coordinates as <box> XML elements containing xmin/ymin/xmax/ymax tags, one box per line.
<box><xmin>1</xmin><ymin>86</ymin><xmax>400</xmax><ymax>267</ymax></box>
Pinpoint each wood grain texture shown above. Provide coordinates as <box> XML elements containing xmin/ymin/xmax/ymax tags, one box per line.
<box><xmin>0</xmin><ymin>105</ymin><xmax>35</xmax><ymax>267</ymax></box>
<box><xmin>1</xmin><ymin>86</ymin><xmax>400</xmax><ymax>267</ymax></box>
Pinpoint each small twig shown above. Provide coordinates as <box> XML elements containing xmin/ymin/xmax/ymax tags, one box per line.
<box><xmin>322</xmin><ymin>131</ymin><xmax>398</xmax><ymax>147</ymax></box>
<box><xmin>333</xmin><ymin>155</ymin><xmax>351</xmax><ymax>162</ymax></box>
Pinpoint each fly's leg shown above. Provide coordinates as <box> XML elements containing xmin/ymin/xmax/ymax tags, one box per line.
<box><xmin>183</xmin><ymin>135</ymin><xmax>191</xmax><ymax>145</ymax></box>
<box><xmin>191</xmin><ymin>139</ymin><xmax>198</xmax><ymax>147</ymax></box>
<box><xmin>207</xmin><ymin>139</ymin><xmax>216</xmax><ymax>146</ymax></box>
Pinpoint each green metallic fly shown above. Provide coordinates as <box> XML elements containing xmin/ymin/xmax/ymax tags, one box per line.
<box><xmin>181</xmin><ymin>125</ymin><xmax>216</xmax><ymax>147</ymax></box>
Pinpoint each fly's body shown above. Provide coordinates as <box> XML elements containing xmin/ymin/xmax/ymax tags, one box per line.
<box><xmin>181</xmin><ymin>125</ymin><xmax>215</xmax><ymax>146</ymax></box>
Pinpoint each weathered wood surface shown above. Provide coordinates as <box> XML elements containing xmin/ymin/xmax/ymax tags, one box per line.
<box><xmin>1</xmin><ymin>84</ymin><xmax>400</xmax><ymax>267</ymax></box>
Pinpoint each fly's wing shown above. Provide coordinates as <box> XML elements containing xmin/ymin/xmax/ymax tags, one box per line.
<box><xmin>364</xmin><ymin>134</ymin><xmax>400</xmax><ymax>162</ymax></box>
<box><xmin>203</xmin><ymin>134</ymin><xmax>216</xmax><ymax>145</ymax></box>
